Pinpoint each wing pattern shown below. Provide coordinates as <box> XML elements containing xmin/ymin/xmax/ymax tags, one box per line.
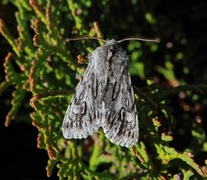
<box><xmin>62</xmin><ymin>39</ymin><xmax>139</xmax><ymax>147</ymax></box>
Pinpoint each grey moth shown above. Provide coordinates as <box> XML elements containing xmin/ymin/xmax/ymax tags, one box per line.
<box><xmin>62</xmin><ymin>39</ymin><xmax>140</xmax><ymax>147</ymax></box>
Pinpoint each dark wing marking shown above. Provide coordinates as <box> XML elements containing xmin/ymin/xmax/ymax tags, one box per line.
<box><xmin>62</xmin><ymin>41</ymin><xmax>111</xmax><ymax>139</ymax></box>
<box><xmin>62</xmin><ymin>39</ymin><xmax>139</xmax><ymax>147</ymax></box>
<box><xmin>100</xmin><ymin>40</ymin><xmax>139</xmax><ymax>147</ymax></box>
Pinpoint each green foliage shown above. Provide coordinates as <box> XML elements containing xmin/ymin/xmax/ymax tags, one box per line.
<box><xmin>1</xmin><ymin>0</ymin><xmax>207</xmax><ymax>179</ymax></box>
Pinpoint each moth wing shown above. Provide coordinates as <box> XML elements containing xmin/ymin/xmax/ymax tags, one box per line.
<box><xmin>101</xmin><ymin>72</ymin><xmax>139</xmax><ymax>147</ymax></box>
<box><xmin>62</xmin><ymin>44</ymin><xmax>110</xmax><ymax>140</ymax></box>
<box><xmin>62</xmin><ymin>71</ymin><xmax>100</xmax><ymax>139</ymax></box>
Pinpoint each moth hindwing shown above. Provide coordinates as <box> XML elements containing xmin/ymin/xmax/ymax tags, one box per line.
<box><xmin>62</xmin><ymin>39</ymin><xmax>139</xmax><ymax>147</ymax></box>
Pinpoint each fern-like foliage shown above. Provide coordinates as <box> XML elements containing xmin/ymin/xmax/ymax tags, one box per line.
<box><xmin>1</xmin><ymin>0</ymin><xmax>207</xmax><ymax>179</ymax></box>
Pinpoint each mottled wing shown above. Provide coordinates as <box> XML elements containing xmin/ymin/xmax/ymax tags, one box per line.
<box><xmin>100</xmin><ymin>40</ymin><xmax>139</xmax><ymax>147</ymax></box>
<box><xmin>62</xmin><ymin>63</ymin><xmax>101</xmax><ymax>139</ymax></box>
<box><xmin>62</xmin><ymin>87</ymin><xmax>98</xmax><ymax>139</ymax></box>
<box><xmin>62</xmin><ymin>42</ymin><xmax>111</xmax><ymax>139</ymax></box>
<box><xmin>62</xmin><ymin>39</ymin><xmax>139</xmax><ymax>147</ymax></box>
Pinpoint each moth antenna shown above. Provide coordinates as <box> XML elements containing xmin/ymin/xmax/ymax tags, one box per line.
<box><xmin>64</xmin><ymin>36</ymin><xmax>107</xmax><ymax>43</ymax></box>
<box><xmin>117</xmin><ymin>36</ymin><xmax>160</xmax><ymax>43</ymax></box>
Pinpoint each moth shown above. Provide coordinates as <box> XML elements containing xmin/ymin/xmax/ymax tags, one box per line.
<box><xmin>62</xmin><ymin>37</ymin><xmax>158</xmax><ymax>147</ymax></box>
